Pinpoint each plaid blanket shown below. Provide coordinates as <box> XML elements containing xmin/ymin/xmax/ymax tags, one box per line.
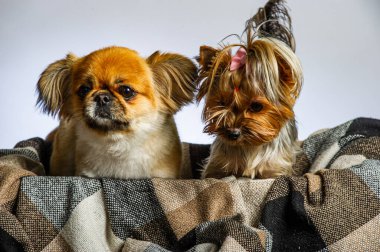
<box><xmin>1</xmin><ymin>117</ymin><xmax>380</xmax><ymax>251</ymax></box>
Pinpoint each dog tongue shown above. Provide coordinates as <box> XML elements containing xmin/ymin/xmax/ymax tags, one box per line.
<box><xmin>230</xmin><ymin>47</ymin><xmax>247</xmax><ymax>71</ymax></box>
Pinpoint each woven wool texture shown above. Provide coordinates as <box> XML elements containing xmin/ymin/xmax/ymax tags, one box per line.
<box><xmin>0</xmin><ymin>117</ymin><xmax>380</xmax><ymax>251</ymax></box>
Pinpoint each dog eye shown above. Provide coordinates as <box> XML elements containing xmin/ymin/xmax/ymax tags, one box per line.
<box><xmin>118</xmin><ymin>85</ymin><xmax>136</xmax><ymax>100</ymax></box>
<box><xmin>77</xmin><ymin>85</ymin><xmax>92</xmax><ymax>99</ymax></box>
<box><xmin>249</xmin><ymin>102</ymin><xmax>263</xmax><ymax>112</ymax></box>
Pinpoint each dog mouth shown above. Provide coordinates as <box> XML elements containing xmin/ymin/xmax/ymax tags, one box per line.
<box><xmin>220</xmin><ymin>133</ymin><xmax>243</xmax><ymax>145</ymax></box>
<box><xmin>94</xmin><ymin>106</ymin><xmax>112</xmax><ymax>119</ymax></box>
<box><xmin>85</xmin><ymin>115</ymin><xmax>129</xmax><ymax>132</ymax></box>
<box><xmin>84</xmin><ymin>105</ymin><xmax>129</xmax><ymax>132</ymax></box>
<box><xmin>210</xmin><ymin>127</ymin><xmax>244</xmax><ymax>145</ymax></box>
<box><xmin>217</xmin><ymin>127</ymin><xmax>265</xmax><ymax>146</ymax></box>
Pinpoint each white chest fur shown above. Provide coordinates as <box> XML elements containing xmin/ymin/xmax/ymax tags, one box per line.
<box><xmin>74</xmin><ymin>113</ymin><xmax>180</xmax><ymax>179</ymax></box>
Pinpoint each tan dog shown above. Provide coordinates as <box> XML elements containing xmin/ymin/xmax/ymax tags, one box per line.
<box><xmin>196</xmin><ymin>0</ymin><xmax>303</xmax><ymax>179</ymax></box>
<box><xmin>37</xmin><ymin>46</ymin><xmax>197</xmax><ymax>179</ymax></box>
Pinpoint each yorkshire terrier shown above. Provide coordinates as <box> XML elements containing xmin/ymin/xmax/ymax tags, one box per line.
<box><xmin>37</xmin><ymin>46</ymin><xmax>197</xmax><ymax>179</ymax></box>
<box><xmin>196</xmin><ymin>0</ymin><xmax>303</xmax><ymax>179</ymax></box>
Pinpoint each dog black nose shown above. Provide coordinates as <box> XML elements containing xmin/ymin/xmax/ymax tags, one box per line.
<box><xmin>227</xmin><ymin>129</ymin><xmax>241</xmax><ymax>140</ymax></box>
<box><xmin>95</xmin><ymin>93</ymin><xmax>112</xmax><ymax>106</ymax></box>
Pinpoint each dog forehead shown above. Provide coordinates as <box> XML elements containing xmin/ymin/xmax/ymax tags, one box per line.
<box><xmin>77</xmin><ymin>47</ymin><xmax>151</xmax><ymax>82</ymax></box>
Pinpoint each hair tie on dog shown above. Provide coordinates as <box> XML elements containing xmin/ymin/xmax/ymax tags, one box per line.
<box><xmin>230</xmin><ymin>47</ymin><xmax>247</xmax><ymax>71</ymax></box>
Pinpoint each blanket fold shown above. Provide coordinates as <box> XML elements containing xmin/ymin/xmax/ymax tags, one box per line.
<box><xmin>1</xmin><ymin>117</ymin><xmax>380</xmax><ymax>251</ymax></box>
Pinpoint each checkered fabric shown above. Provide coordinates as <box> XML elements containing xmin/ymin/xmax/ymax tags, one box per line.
<box><xmin>0</xmin><ymin>117</ymin><xmax>380</xmax><ymax>251</ymax></box>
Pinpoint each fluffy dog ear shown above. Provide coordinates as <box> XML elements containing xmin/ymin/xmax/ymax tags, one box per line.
<box><xmin>275</xmin><ymin>45</ymin><xmax>303</xmax><ymax>106</ymax></box>
<box><xmin>36</xmin><ymin>53</ymin><xmax>77</xmax><ymax>117</ymax></box>
<box><xmin>146</xmin><ymin>51</ymin><xmax>197</xmax><ymax>113</ymax></box>
<box><xmin>197</xmin><ymin>46</ymin><xmax>219</xmax><ymax>72</ymax></box>
<box><xmin>196</xmin><ymin>46</ymin><xmax>227</xmax><ymax>102</ymax></box>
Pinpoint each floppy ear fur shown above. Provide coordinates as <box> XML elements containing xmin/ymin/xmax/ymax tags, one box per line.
<box><xmin>196</xmin><ymin>46</ymin><xmax>231</xmax><ymax>102</ymax></box>
<box><xmin>146</xmin><ymin>51</ymin><xmax>197</xmax><ymax>113</ymax></box>
<box><xmin>197</xmin><ymin>46</ymin><xmax>219</xmax><ymax>72</ymax></box>
<box><xmin>36</xmin><ymin>53</ymin><xmax>77</xmax><ymax>117</ymax></box>
<box><xmin>272</xmin><ymin>40</ymin><xmax>303</xmax><ymax>105</ymax></box>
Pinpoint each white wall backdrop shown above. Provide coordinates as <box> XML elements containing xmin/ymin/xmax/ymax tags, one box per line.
<box><xmin>1</xmin><ymin>0</ymin><xmax>379</xmax><ymax>148</ymax></box>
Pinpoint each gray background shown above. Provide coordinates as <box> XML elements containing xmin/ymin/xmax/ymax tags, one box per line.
<box><xmin>1</xmin><ymin>0</ymin><xmax>379</xmax><ymax>148</ymax></box>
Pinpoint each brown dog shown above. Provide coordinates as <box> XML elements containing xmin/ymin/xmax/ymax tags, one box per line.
<box><xmin>37</xmin><ymin>46</ymin><xmax>197</xmax><ymax>179</ymax></box>
<box><xmin>196</xmin><ymin>0</ymin><xmax>303</xmax><ymax>179</ymax></box>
